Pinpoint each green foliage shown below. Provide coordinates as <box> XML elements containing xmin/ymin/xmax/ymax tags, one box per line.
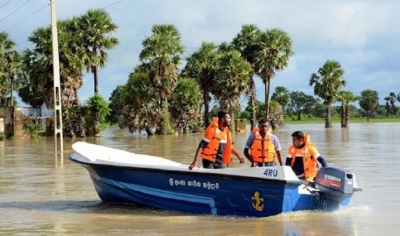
<box><xmin>85</xmin><ymin>94</ymin><xmax>110</xmax><ymax>122</ymax></box>
<box><xmin>310</xmin><ymin>60</ymin><xmax>346</xmax><ymax>105</ymax></box>
<box><xmin>254</xmin><ymin>28</ymin><xmax>293</xmax><ymax>117</ymax></box>
<box><xmin>213</xmin><ymin>47</ymin><xmax>251</xmax><ymax>114</ymax></box>
<box><xmin>359</xmin><ymin>89</ymin><xmax>379</xmax><ymax>120</ymax></box>
<box><xmin>310</xmin><ymin>60</ymin><xmax>346</xmax><ymax>127</ymax></box>
<box><xmin>157</xmin><ymin>113</ymin><xmax>174</xmax><ymax>135</ymax></box>
<box><xmin>22</xmin><ymin>122</ymin><xmax>42</xmax><ymax>139</ymax></box>
<box><xmin>268</xmin><ymin>100</ymin><xmax>284</xmax><ymax>128</ymax></box>
<box><xmin>107</xmin><ymin>85</ymin><xmax>126</xmax><ymax>125</ymax></box>
<box><xmin>245</xmin><ymin>100</ymin><xmax>266</xmax><ymax>121</ymax></box>
<box><xmin>182</xmin><ymin>42</ymin><xmax>218</xmax><ymax>127</ymax></box>
<box><xmin>169</xmin><ymin>78</ymin><xmax>202</xmax><ymax>133</ymax></box>
<box><xmin>286</xmin><ymin>91</ymin><xmax>317</xmax><ymax>120</ymax></box>
<box><xmin>84</xmin><ymin>94</ymin><xmax>110</xmax><ymax>135</ymax></box>
<box><xmin>0</xmin><ymin>133</ymin><xmax>4</xmax><ymax>141</ymax></box>
<box><xmin>0</xmin><ymin>32</ymin><xmax>21</xmax><ymax>107</ymax></box>
<box><xmin>271</xmin><ymin>86</ymin><xmax>290</xmax><ymax>110</ymax></box>
<box><xmin>139</xmin><ymin>24</ymin><xmax>184</xmax><ymax>134</ymax></box>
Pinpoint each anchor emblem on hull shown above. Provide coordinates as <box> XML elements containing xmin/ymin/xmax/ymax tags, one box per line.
<box><xmin>251</xmin><ymin>191</ymin><xmax>264</xmax><ymax>211</ymax></box>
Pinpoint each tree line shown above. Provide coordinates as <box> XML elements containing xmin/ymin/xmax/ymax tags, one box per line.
<box><xmin>1</xmin><ymin>9</ymin><xmax>398</xmax><ymax>137</ymax></box>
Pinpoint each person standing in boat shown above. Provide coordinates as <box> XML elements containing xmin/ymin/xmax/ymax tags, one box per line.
<box><xmin>243</xmin><ymin>119</ymin><xmax>283</xmax><ymax>167</ymax></box>
<box><xmin>285</xmin><ymin>131</ymin><xmax>328</xmax><ymax>181</ymax></box>
<box><xmin>189</xmin><ymin>111</ymin><xmax>243</xmax><ymax>170</ymax></box>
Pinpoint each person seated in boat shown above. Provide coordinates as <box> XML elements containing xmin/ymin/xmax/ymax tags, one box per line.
<box><xmin>189</xmin><ymin>111</ymin><xmax>244</xmax><ymax>170</ymax></box>
<box><xmin>243</xmin><ymin>119</ymin><xmax>283</xmax><ymax>167</ymax></box>
<box><xmin>285</xmin><ymin>131</ymin><xmax>328</xmax><ymax>181</ymax></box>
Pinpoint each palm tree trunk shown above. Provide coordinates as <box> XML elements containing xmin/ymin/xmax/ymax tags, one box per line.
<box><xmin>63</xmin><ymin>110</ymin><xmax>75</xmax><ymax>138</ymax></box>
<box><xmin>94</xmin><ymin>65</ymin><xmax>99</xmax><ymax>94</ymax></box>
<box><xmin>203</xmin><ymin>88</ymin><xmax>210</xmax><ymax>128</ymax></box>
<box><xmin>264</xmin><ymin>79</ymin><xmax>271</xmax><ymax>119</ymax></box>
<box><xmin>93</xmin><ymin>65</ymin><xmax>100</xmax><ymax>137</ymax></box>
<box><xmin>248</xmin><ymin>77</ymin><xmax>256</xmax><ymax>131</ymax></box>
<box><xmin>325</xmin><ymin>105</ymin><xmax>332</xmax><ymax>128</ymax></box>
<box><xmin>344</xmin><ymin>104</ymin><xmax>349</xmax><ymax>127</ymax></box>
<box><xmin>341</xmin><ymin>103</ymin><xmax>345</xmax><ymax>127</ymax></box>
<box><xmin>74</xmin><ymin>88</ymin><xmax>85</xmax><ymax>137</ymax></box>
<box><xmin>9</xmin><ymin>76</ymin><xmax>14</xmax><ymax>107</ymax></box>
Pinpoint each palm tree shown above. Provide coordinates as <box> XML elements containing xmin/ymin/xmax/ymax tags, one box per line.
<box><xmin>182</xmin><ymin>42</ymin><xmax>218</xmax><ymax>128</ymax></box>
<box><xmin>232</xmin><ymin>24</ymin><xmax>262</xmax><ymax>130</ymax></box>
<box><xmin>78</xmin><ymin>9</ymin><xmax>119</xmax><ymax>94</ymax></box>
<box><xmin>22</xmin><ymin>20</ymin><xmax>85</xmax><ymax>137</ymax></box>
<box><xmin>253</xmin><ymin>28</ymin><xmax>293</xmax><ymax>119</ymax></box>
<box><xmin>139</xmin><ymin>24</ymin><xmax>184</xmax><ymax>134</ymax></box>
<box><xmin>384</xmin><ymin>96</ymin><xmax>391</xmax><ymax>117</ymax></box>
<box><xmin>338</xmin><ymin>91</ymin><xmax>358</xmax><ymax>127</ymax></box>
<box><xmin>388</xmin><ymin>92</ymin><xmax>397</xmax><ymax>116</ymax></box>
<box><xmin>77</xmin><ymin>9</ymin><xmax>118</xmax><ymax>137</ymax></box>
<box><xmin>213</xmin><ymin>48</ymin><xmax>251</xmax><ymax>131</ymax></box>
<box><xmin>0</xmin><ymin>32</ymin><xmax>20</xmax><ymax>107</ymax></box>
<box><xmin>359</xmin><ymin>89</ymin><xmax>379</xmax><ymax>121</ymax></box>
<box><xmin>310</xmin><ymin>60</ymin><xmax>346</xmax><ymax>128</ymax></box>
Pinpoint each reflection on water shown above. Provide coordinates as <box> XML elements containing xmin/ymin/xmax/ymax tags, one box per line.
<box><xmin>1</xmin><ymin>123</ymin><xmax>399</xmax><ymax>235</ymax></box>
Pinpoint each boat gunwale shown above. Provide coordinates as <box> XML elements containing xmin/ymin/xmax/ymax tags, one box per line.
<box><xmin>68</xmin><ymin>154</ymin><xmax>303</xmax><ymax>186</ymax></box>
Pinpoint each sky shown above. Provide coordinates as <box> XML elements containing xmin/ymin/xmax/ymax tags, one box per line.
<box><xmin>1</xmin><ymin>0</ymin><xmax>399</xmax><ymax>107</ymax></box>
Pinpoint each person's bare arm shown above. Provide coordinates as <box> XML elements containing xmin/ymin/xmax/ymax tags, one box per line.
<box><xmin>243</xmin><ymin>147</ymin><xmax>253</xmax><ymax>163</ymax></box>
<box><xmin>276</xmin><ymin>150</ymin><xmax>283</xmax><ymax>166</ymax></box>
<box><xmin>189</xmin><ymin>146</ymin><xmax>202</xmax><ymax>170</ymax></box>
<box><xmin>231</xmin><ymin>147</ymin><xmax>244</xmax><ymax>163</ymax></box>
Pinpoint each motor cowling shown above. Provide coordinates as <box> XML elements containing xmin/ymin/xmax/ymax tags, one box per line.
<box><xmin>313</xmin><ymin>167</ymin><xmax>355</xmax><ymax>210</ymax></box>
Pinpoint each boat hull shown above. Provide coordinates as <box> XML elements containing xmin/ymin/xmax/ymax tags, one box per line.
<box><xmin>79</xmin><ymin>161</ymin><xmax>316</xmax><ymax>217</ymax></box>
<box><xmin>68</xmin><ymin>142</ymin><xmax>360</xmax><ymax>218</ymax></box>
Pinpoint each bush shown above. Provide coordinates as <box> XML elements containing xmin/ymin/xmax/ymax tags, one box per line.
<box><xmin>23</xmin><ymin>122</ymin><xmax>43</xmax><ymax>139</ymax></box>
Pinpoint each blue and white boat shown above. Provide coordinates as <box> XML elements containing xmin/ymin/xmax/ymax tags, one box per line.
<box><xmin>68</xmin><ymin>141</ymin><xmax>361</xmax><ymax>218</ymax></box>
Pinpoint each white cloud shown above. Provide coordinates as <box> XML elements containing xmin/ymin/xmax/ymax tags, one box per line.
<box><xmin>2</xmin><ymin>0</ymin><xmax>400</xmax><ymax>106</ymax></box>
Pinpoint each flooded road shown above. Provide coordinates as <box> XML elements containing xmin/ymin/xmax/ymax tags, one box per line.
<box><xmin>1</xmin><ymin>123</ymin><xmax>399</xmax><ymax>235</ymax></box>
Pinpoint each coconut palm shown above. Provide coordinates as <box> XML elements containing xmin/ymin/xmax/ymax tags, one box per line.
<box><xmin>253</xmin><ymin>28</ymin><xmax>293</xmax><ymax>119</ymax></box>
<box><xmin>338</xmin><ymin>90</ymin><xmax>358</xmax><ymax>127</ymax></box>
<box><xmin>232</xmin><ymin>24</ymin><xmax>262</xmax><ymax>130</ymax></box>
<box><xmin>310</xmin><ymin>60</ymin><xmax>346</xmax><ymax>128</ymax></box>
<box><xmin>139</xmin><ymin>24</ymin><xmax>184</xmax><ymax>134</ymax></box>
<box><xmin>182</xmin><ymin>42</ymin><xmax>218</xmax><ymax>128</ymax></box>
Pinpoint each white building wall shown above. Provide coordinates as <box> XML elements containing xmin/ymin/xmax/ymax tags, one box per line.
<box><xmin>41</xmin><ymin>103</ymin><xmax>53</xmax><ymax>117</ymax></box>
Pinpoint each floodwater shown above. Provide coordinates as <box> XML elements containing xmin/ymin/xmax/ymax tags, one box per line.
<box><xmin>1</xmin><ymin>123</ymin><xmax>399</xmax><ymax>236</ymax></box>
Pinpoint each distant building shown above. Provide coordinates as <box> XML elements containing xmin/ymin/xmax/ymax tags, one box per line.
<box><xmin>0</xmin><ymin>103</ymin><xmax>53</xmax><ymax>139</ymax></box>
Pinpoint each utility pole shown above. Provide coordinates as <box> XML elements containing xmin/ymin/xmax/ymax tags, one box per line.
<box><xmin>50</xmin><ymin>0</ymin><xmax>63</xmax><ymax>152</ymax></box>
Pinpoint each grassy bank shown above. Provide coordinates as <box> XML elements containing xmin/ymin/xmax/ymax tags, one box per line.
<box><xmin>283</xmin><ymin>116</ymin><xmax>400</xmax><ymax>124</ymax></box>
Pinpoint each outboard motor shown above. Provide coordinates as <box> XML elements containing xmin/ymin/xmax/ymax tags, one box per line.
<box><xmin>313</xmin><ymin>167</ymin><xmax>359</xmax><ymax>211</ymax></box>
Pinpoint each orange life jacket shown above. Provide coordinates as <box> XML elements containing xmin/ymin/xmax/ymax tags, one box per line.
<box><xmin>250</xmin><ymin>130</ymin><xmax>276</xmax><ymax>163</ymax></box>
<box><xmin>289</xmin><ymin>134</ymin><xmax>318</xmax><ymax>181</ymax></box>
<box><xmin>200</xmin><ymin>117</ymin><xmax>232</xmax><ymax>164</ymax></box>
